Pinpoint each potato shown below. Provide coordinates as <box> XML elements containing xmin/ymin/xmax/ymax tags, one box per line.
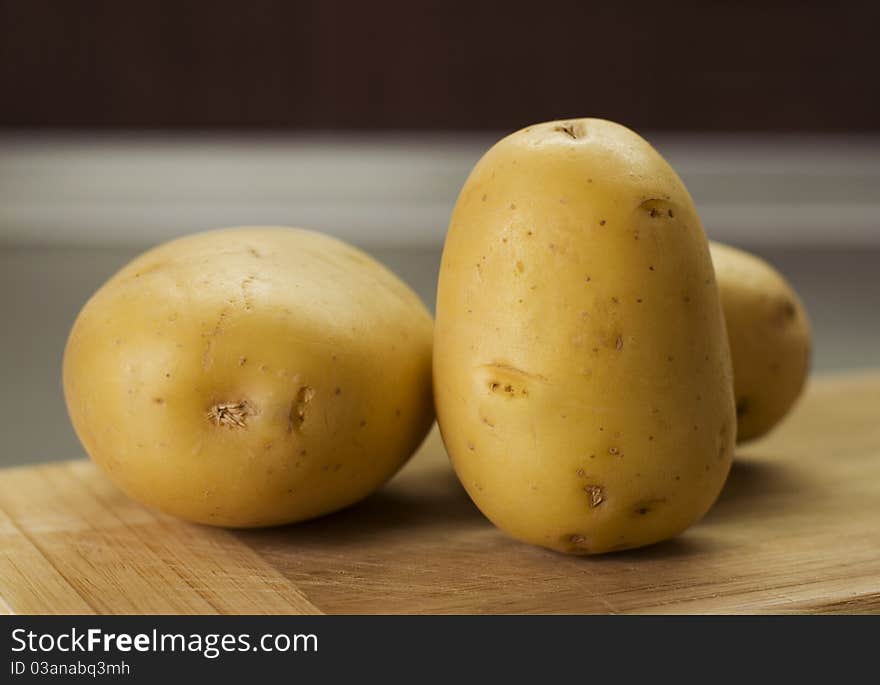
<box><xmin>434</xmin><ymin>119</ymin><xmax>736</xmax><ymax>554</ymax></box>
<box><xmin>710</xmin><ymin>241</ymin><xmax>811</xmax><ymax>442</ymax></box>
<box><xmin>63</xmin><ymin>227</ymin><xmax>434</xmax><ymax>527</ymax></box>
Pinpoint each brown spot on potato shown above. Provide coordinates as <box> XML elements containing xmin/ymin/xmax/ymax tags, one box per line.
<box><xmin>554</xmin><ymin>122</ymin><xmax>582</xmax><ymax>139</ymax></box>
<box><xmin>207</xmin><ymin>401</ymin><xmax>252</xmax><ymax>429</ymax></box>
<box><xmin>239</xmin><ymin>275</ymin><xmax>257</xmax><ymax>310</ymax></box>
<box><xmin>152</xmin><ymin>397</ymin><xmax>164</xmax><ymax>405</ymax></box>
<box><xmin>608</xmin><ymin>446</ymin><xmax>620</xmax><ymax>456</ymax></box>
<box><xmin>774</xmin><ymin>299</ymin><xmax>798</xmax><ymax>326</ymax></box>
<box><xmin>467</xmin><ymin>441</ymin><xmax>475</xmax><ymax>451</ymax></box>
<box><xmin>640</xmin><ymin>198</ymin><xmax>674</xmax><ymax>218</ymax></box>
<box><xmin>565</xmin><ymin>533</ymin><xmax>589</xmax><ymax>551</ymax></box>
<box><xmin>584</xmin><ymin>484</ymin><xmax>605</xmax><ymax>508</ymax></box>
<box><xmin>576</xmin><ymin>468</ymin><xmax>585</xmax><ymax>477</ymax></box>
<box><xmin>288</xmin><ymin>386</ymin><xmax>315</xmax><ymax>433</ymax></box>
<box><xmin>482</xmin><ymin>361</ymin><xmax>546</xmax><ymax>400</ymax></box>
<box><xmin>129</xmin><ymin>261</ymin><xmax>167</xmax><ymax>279</ymax></box>
<box><xmin>634</xmin><ymin>497</ymin><xmax>666</xmax><ymax>516</ymax></box>
<box><xmin>599</xmin><ymin>219</ymin><xmax>606</xmax><ymax>226</ymax></box>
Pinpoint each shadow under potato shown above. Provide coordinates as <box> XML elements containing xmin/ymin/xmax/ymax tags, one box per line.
<box><xmin>704</xmin><ymin>454</ymin><xmax>808</xmax><ymax>523</ymax></box>
<box><xmin>237</xmin><ymin>466</ymin><xmax>482</xmax><ymax>549</ymax></box>
<box><xmin>237</xmin><ymin>450</ymin><xmax>809</xmax><ymax>557</ymax></box>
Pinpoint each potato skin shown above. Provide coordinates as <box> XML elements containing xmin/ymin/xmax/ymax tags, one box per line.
<box><xmin>434</xmin><ymin>119</ymin><xmax>736</xmax><ymax>554</ymax></box>
<box><xmin>710</xmin><ymin>242</ymin><xmax>811</xmax><ymax>442</ymax></box>
<box><xmin>63</xmin><ymin>227</ymin><xmax>434</xmax><ymax>527</ymax></box>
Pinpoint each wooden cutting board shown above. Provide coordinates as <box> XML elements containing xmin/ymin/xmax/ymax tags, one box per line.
<box><xmin>2</xmin><ymin>372</ymin><xmax>879</xmax><ymax>615</ymax></box>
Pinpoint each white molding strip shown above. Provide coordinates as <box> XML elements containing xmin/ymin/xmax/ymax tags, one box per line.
<box><xmin>1</xmin><ymin>132</ymin><xmax>878</xmax><ymax>247</ymax></box>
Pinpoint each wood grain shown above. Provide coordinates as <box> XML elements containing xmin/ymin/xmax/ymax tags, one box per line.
<box><xmin>1</xmin><ymin>372</ymin><xmax>879</xmax><ymax>614</ymax></box>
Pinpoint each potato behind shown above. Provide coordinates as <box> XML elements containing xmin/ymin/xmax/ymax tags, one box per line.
<box><xmin>434</xmin><ymin>119</ymin><xmax>736</xmax><ymax>555</ymax></box>
<box><xmin>63</xmin><ymin>227</ymin><xmax>434</xmax><ymax>527</ymax></box>
<box><xmin>710</xmin><ymin>241</ymin><xmax>811</xmax><ymax>442</ymax></box>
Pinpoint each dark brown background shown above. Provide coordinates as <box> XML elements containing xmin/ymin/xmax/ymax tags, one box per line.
<box><xmin>1</xmin><ymin>0</ymin><xmax>877</xmax><ymax>131</ymax></box>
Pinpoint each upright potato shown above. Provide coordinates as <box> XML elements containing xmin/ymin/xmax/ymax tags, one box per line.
<box><xmin>710</xmin><ymin>241</ymin><xmax>811</xmax><ymax>442</ymax></box>
<box><xmin>434</xmin><ymin>119</ymin><xmax>736</xmax><ymax>554</ymax></box>
<box><xmin>64</xmin><ymin>227</ymin><xmax>434</xmax><ymax>527</ymax></box>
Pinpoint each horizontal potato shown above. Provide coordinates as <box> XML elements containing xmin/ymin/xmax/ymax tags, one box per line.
<box><xmin>63</xmin><ymin>227</ymin><xmax>434</xmax><ymax>526</ymax></box>
<box><xmin>434</xmin><ymin>118</ymin><xmax>736</xmax><ymax>554</ymax></box>
<box><xmin>710</xmin><ymin>241</ymin><xmax>811</xmax><ymax>442</ymax></box>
